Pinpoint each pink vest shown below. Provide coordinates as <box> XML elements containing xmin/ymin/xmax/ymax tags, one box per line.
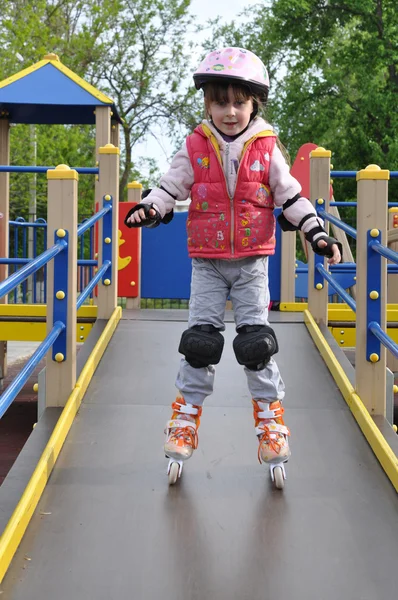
<box><xmin>185</xmin><ymin>124</ymin><xmax>277</xmax><ymax>259</ymax></box>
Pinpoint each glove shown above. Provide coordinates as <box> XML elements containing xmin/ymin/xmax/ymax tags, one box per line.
<box><xmin>124</xmin><ymin>202</ymin><xmax>161</xmax><ymax>229</ymax></box>
<box><xmin>310</xmin><ymin>235</ymin><xmax>343</xmax><ymax>259</ymax></box>
<box><xmin>124</xmin><ymin>188</ymin><xmax>174</xmax><ymax>229</ymax></box>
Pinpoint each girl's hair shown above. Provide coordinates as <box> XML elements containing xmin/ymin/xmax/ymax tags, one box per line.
<box><xmin>203</xmin><ymin>81</ymin><xmax>291</xmax><ymax>166</ymax></box>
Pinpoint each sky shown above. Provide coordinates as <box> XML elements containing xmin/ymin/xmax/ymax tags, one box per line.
<box><xmin>134</xmin><ymin>0</ymin><xmax>260</xmax><ymax>177</ymax></box>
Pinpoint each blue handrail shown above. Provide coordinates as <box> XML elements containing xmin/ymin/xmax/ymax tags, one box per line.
<box><xmin>0</xmin><ymin>258</ymin><xmax>98</xmax><ymax>267</ymax></box>
<box><xmin>330</xmin><ymin>171</ymin><xmax>398</xmax><ymax>178</ymax></box>
<box><xmin>368</xmin><ymin>322</ymin><xmax>398</xmax><ymax>358</ymax></box>
<box><xmin>0</xmin><ymin>165</ymin><xmax>98</xmax><ymax>174</ymax></box>
<box><xmin>77</xmin><ymin>260</ymin><xmax>111</xmax><ymax>309</ymax></box>
<box><xmin>317</xmin><ymin>208</ymin><xmax>357</xmax><ymax>239</ymax></box>
<box><xmin>0</xmin><ymin>321</ymin><xmax>65</xmax><ymax>419</ymax></box>
<box><xmin>0</xmin><ymin>241</ymin><xmax>66</xmax><ymax>300</ymax></box>
<box><xmin>77</xmin><ymin>206</ymin><xmax>111</xmax><ymax>237</ymax></box>
<box><xmin>330</xmin><ymin>202</ymin><xmax>398</xmax><ymax>208</ymax></box>
<box><xmin>316</xmin><ymin>264</ymin><xmax>357</xmax><ymax>312</ymax></box>
<box><xmin>369</xmin><ymin>240</ymin><xmax>398</xmax><ymax>264</ymax></box>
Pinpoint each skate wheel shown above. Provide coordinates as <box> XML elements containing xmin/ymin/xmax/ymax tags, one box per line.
<box><xmin>168</xmin><ymin>462</ymin><xmax>180</xmax><ymax>485</ymax></box>
<box><xmin>273</xmin><ymin>466</ymin><xmax>284</xmax><ymax>490</ymax></box>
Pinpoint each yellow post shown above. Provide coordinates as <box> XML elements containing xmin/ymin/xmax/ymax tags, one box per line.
<box><xmin>308</xmin><ymin>147</ymin><xmax>331</xmax><ymax>325</ymax></box>
<box><xmin>355</xmin><ymin>165</ymin><xmax>389</xmax><ymax>416</ymax></box>
<box><xmin>97</xmin><ymin>144</ymin><xmax>120</xmax><ymax>319</ymax></box>
<box><xmin>45</xmin><ymin>165</ymin><xmax>78</xmax><ymax>407</ymax></box>
<box><xmin>126</xmin><ymin>181</ymin><xmax>142</xmax><ymax>309</ymax></box>
<box><xmin>0</xmin><ymin>117</ymin><xmax>10</xmax><ymax>385</ymax></box>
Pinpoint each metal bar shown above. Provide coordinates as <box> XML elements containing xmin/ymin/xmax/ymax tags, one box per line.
<box><xmin>0</xmin><ymin>241</ymin><xmax>67</xmax><ymax>299</ymax></box>
<box><xmin>0</xmin><ymin>321</ymin><xmax>65</xmax><ymax>419</ymax></box>
<box><xmin>77</xmin><ymin>206</ymin><xmax>111</xmax><ymax>238</ymax></box>
<box><xmin>369</xmin><ymin>240</ymin><xmax>398</xmax><ymax>264</ymax></box>
<box><xmin>316</xmin><ymin>264</ymin><xmax>357</xmax><ymax>312</ymax></box>
<box><xmin>317</xmin><ymin>208</ymin><xmax>357</xmax><ymax>239</ymax></box>
<box><xmin>9</xmin><ymin>220</ymin><xmax>47</xmax><ymax>227</ymax></box>
<box><xmin>330</xmin><ymin>171</ymin><xmax>398</xmax><ymax>178</ymax></box>
<box><xmin>369</xmin><ymin>321</ymin><xmax>398</xmax><ymax>358</ymax></box>
<box><xmin>77</xmin><ymin>261</ymin><xmax>111</xmax><ymax>309</ymax></box>
<box><xmin>0</xmin><ymin>258</ymin><xmax>98</xmax><ymax>266</ymax></box>
<box><xmin>295</xmin><ymin>264</ymin><xmax>398</xmax><ymax>273</ymax></box>
<box><xmin>329</xmin><ymin>202</ymin><xmax>398</xmax><ymax>208</ymax></box>
<box><xmin>0</xmin><ymin>165</ymin><xmax>99</xmax><ymax>174</ymax></box>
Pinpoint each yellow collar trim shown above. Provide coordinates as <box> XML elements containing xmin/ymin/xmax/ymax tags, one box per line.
<box><xmin>200</xmin><ymin>124</ymin><xmax>275</xmax><ymax>161</ymax></box>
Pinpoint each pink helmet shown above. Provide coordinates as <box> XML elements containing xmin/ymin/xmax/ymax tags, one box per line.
<box><xmin>193</xmin><ymin>47</ymin><xmax>269</xmax><ymax>103</ymax></box>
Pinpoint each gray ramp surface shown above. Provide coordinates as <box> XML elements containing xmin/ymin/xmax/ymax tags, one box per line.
<box><xmin>1</xmin><ymin>314</ymin><xmax>398</xmax><ymax>600</ymax></box>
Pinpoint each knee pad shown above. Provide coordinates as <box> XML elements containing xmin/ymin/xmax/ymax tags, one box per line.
<box><xmin>179</xmin><ymin>325</ymin><xmax>224</xmax><ymax>368</ymax></box>
<box><xmin>233</xmin><ymin>325</ymin><xmax>278</xmax><ymax>371</ymax></box>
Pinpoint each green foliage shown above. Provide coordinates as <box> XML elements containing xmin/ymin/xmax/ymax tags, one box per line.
<box><xmin>0</xmin><ymin>0</ymin><xmax>196</xmax><ymax>212</ymax></box>
<box><xmin>209</xmin><ymin>0</ymin><xmax>398</xmax><ymax>203</ymax></box>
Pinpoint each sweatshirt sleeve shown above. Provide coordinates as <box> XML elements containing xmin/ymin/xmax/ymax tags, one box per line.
<box><xmin>139</xmin><ymin>141</ymin><xmax>194</xmax><ymax>218</ymax></box>
<box><xmin>270</xmin><ymin>144</ymin><xmax>325</xmax><ymax>241</ymax></box>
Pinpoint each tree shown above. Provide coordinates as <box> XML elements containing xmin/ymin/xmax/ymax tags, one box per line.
<box><xmin>209</xmin><ymin>0</ymin><xmax>398</xmax><ymax>202</ymax></box>
<box><xmin>1</xmin><ymin>0</ymin><xmax>197</xmax><ymax>213</ymax></box>
<box><xmin>94</xmin><ymin>0</ymin><xmax>196</xmax><ymax>199</ymax></box>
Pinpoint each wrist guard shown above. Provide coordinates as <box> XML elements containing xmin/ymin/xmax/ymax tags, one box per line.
<box><xmin>124</xmin><ymin>203</ymin><xmax>162</xmax><ymax>228</ymax></box>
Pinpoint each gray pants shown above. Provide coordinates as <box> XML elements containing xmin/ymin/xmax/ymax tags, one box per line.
<box><xmin>175</xmin><ymin>257</ymin><xmax>285</xmax><ymax>406</ymax></box>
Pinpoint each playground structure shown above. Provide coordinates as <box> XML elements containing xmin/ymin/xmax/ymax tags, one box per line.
<box><xmin>0</xmin><ymin>54</ymin><xmax>397</xmax><ymax>596</ymax></box>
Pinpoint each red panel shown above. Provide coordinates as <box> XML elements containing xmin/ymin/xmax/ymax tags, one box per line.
<box><xmin>118</xmin><ymin>203</ymin><xmax>140</xmax><ymax>297</ymax></box>
<box><xmin>290</xmin><ymin>143</ymin><xmax>334</xmax><ymax>200</ymax></box>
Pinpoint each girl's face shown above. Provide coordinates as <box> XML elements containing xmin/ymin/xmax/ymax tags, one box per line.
<box><xmin>207</xmin><ymin>86</ymin><xmax>253</xmax><ymax>136</ymax></box>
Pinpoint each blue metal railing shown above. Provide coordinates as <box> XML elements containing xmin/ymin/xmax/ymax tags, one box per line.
<box><xmin>0</xmin><ymin>322</ymin><xmax>65</xmax><ymax>419</ymax></box>
<box><xmin>8</xmin><ymin>214</ymin><xmax>95</xmax><ymax>304</ymax></box>
<box><xmin>0</xmin><ymin>165</ymin><xmax>98</xmax><ymax>174</ymax></box>
<box><xmin>0</xmin><ymin>198</ymin><xmax>114</xmax><ymax>419</ymax></box>
<box><xmin>0</xmin><ymin>239</ymin><xmax>67</xmax><ymax>418</ymax></box>
<box><xmin>313</xmin><ymin>201</ymin><xmax>398</xmax><ymax>362</ymax></box>
<box><xmin>331</xmin><ymin>171</ymin><xmax>398</xmax><ymax>178</ymax></box>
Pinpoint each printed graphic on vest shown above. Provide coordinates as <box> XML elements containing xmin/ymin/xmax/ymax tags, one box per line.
<box><xmin>197</xmin><ymin>155</ymin><xmax>210</xmax><ymax>169</ymax></box>
<box><xmin>256</xmin><ymin>184</ymin><xmax>273</xmax><ymax>206</ymax></box>
<box><xmin>250</xmin><ymin>159</ymin><xmax>265</xmax><ymax>172</ymax></box>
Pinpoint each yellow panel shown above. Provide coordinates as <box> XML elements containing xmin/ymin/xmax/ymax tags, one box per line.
<box><xmin>330</xmin><ymin>326</ymin><xmax>398</xmax><ymax>348</ymax></box>
<box><xmin>0</xmin><ymin>305</ymin><xmax>97</xmax><ymax>318</ymax></box>
<box><xmin>0</xmin><ymin>321</ymin><xmax>94</xmax><ymax>342</ymax></box>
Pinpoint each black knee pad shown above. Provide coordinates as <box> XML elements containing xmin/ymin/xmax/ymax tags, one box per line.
<box><xmin>179</xmin><ymin>325</ymin><xmax>224</xmax><ymax>368</ymax></box>
<box><xmin>233</xmin><ymin>325</ymin><xmax>278</xmax><ymax>371</ymax></box>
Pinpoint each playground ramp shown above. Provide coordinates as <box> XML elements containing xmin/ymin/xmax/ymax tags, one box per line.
<box><xmin>0</xmin><ymin>309</ymin><xmax>397</xmax><ymax>599</ymax></box>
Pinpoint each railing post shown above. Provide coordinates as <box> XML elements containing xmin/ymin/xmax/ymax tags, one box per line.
<box><xmin>0</xmin><ymin>117</ymin><xmax>10</xmax><ymax>387</ymax></box>
<box><xmin>355</xmin><ymin>165</ymin><xmax>389</xmax><ymax>416</ymax></box>
<box><xmin>126</xmin><ymin>181</ymin><xmax>142</xmax><ymax>309</ymax></box>
<box><xmin>387</xmin><ymin>207</ymin><xmax>398</xmax><ymax>373</ymax></box>
<box><xmin>308</xmin><ymin>147</ymin><xmax>331</xmax><ymax>324</ymax></box>
<box><xmin>46</xmin><ymin>165</ymin><xmax>78</xmax><ymax>407</ymax></box>
<box><xmin>97</xmin><ymin>144</ymin><xmax>120</xmax><ymax>319</ymax></box>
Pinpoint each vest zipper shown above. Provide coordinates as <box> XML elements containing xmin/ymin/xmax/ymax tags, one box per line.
<box><xmin>224</xmin><ymin>143</ymin><xmax>235</xmax><ymax>254</ymax></box>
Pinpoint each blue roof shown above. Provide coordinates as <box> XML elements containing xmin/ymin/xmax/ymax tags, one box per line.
<box><xmin>0</xmin><ymin>56</ymin><xmax>121</xmax><ymax>125</ymax></box>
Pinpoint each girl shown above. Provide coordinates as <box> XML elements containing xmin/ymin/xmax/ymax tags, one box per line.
<box><xmin>126</xmin><ymin>48</ymin><xmax>341</xmax><ymax>485</ymax></box>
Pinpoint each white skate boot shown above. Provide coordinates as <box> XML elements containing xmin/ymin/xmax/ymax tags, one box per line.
<box><xmin>252</xmin><ymin>399</ymin><xmax>291</xmax><ymax>489</ymax></box>
<box><xmin>164</xmin><ymin>396</ymin><xmax>202</xmax><ymax>485</ymax></box>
